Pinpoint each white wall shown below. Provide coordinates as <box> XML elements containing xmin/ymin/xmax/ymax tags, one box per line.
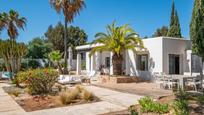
<box><xmin>162</xmin><ymin>38</ymin><xmax>191</xmax><ymax>74</ymax></box>
<box><xmin>143</xmin><ymin>37</ymin><xmax>163</xmax><ymax>73</ymax></box>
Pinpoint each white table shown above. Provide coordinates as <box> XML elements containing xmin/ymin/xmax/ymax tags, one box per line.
<box><xmin>168</xmin><ymin>75</ymin><xmax>200</xmax><ymax>90</ymax></box>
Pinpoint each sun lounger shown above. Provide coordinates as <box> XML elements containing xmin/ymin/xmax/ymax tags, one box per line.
<box><xmin>58</xmin><ymin>75</ymin><xmax>81</xmax><ymax>84</ymax></box>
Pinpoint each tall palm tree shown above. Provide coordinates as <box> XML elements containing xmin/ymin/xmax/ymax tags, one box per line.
<box><xmin>0</xmin><ymin>10</ymin><xmax>26</xmax><ymax>40</ymax></box>
<box><xmin>50</xmin><ymin>0</ymin><xmax>85</xmax><ymax>74</ymax></box>
<box><xmin>0</xmin><ymin>10</ymin><xmax>26</xmax><ymax>76</ymax></box>
<box><xmin>90</xmin><ymin>22</ymin><xmax>144</xmax><ymax>75</ymax></box>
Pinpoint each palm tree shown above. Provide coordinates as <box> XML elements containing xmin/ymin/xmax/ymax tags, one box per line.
<box><xmin>50</xmin><ymin>0</ymin><xmax>85</xmax><ymax>74</ymax></box>
<box><xmin>49</xmin><ymin>50</ymin><xmax>63</xmax><ymax>74</ymax></box>
<box><xmin>0</xmin><ymin>10</ymin><xmax>26</xmax><ymax>76</ymax></box>
<box><xmin>0</xmin><ymin>10</ymin><xmax>26</xmax><ymax>40</ymax></box>
<box><xmin>90</xmin><ymin>22</ymin><xmax>144</xmax><ymax>75</ymax></box>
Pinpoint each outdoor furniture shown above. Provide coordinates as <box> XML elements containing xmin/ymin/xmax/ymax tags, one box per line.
<box><xmin>1</xmin><ymin>72</ymin><xmax>12</xmax><ymax>79</ymax></box>
<box><xmin>58</xmin><ymin>75</ymin><xmax>81</xmax><ymax>84</ymax></box>
<box><xmin>186</xmin><ymin>77</ymin><xmax>201</xmax><ymax>91</ymax></box>
<box><xmin>153</xmin><ymin>72</ymin><xmax>167</xmax><ymax>88</ymax></box>
<box><xmin>162</xmin><ymin>77</ymin><xmax>179</xmax><ymax>90</ymax></box>
<box><xmin>170</xmin><ymin>75</ymin><xmax>201</xmax><ymax>90</ymax></box>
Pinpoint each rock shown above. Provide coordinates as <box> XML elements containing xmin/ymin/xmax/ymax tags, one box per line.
<box><xmin>48</xmin><ymin>103</ymin><xmax>55</xmax><ymax>108</ymax></box>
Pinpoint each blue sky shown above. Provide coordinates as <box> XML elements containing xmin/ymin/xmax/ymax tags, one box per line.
<box><xmin>0</xmin><ymin>0</ymin><xmax>194</xmax><ymax>43</ymax></box>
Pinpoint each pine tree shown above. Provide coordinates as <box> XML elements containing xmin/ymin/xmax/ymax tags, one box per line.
<box><xmin>190</xmin><ymin>0</ymin><xmax>204</xmax><ymax>60</ymax></box>
<box><xmin>167</xmin><ymin>0</ymin><xmax>182</xmax><ymax>38</ymax></box>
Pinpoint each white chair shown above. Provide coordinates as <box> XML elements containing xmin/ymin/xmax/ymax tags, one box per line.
<box><xmin>163</xmin><ymin>78</ymin><xmax>179</xmax><ymax>90</ymax></box>
<box><xmin>153</xmin><ymin>72</ymin><xmax>165</xmax><ymax>88</ymax></box>
<box><xmin>186</xmin><ymin>77</ymin><xmax>201</xmax><ymax>91</ymax></box>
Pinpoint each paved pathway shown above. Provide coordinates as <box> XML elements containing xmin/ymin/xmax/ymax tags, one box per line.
<box><xmin>0</xmin><ymin>83</ymin><xmax>142</xmax><ymax>115</ymax></box>
<box><xmin>0</xmin><ymin>83</ymin><xmax>26</xmax><ymax>115</ymax></box>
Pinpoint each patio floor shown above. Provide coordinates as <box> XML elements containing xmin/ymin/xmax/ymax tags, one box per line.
<box><xmin>92</xmin><ymin>82</ymin><xmax>173</xmax><ymax>98</ymax></box>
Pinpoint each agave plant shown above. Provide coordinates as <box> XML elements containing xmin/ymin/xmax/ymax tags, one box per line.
<box><xmin>90</xmin><ymin>22</ymin><xmax>144</xmax><ymax>75</ymax></box>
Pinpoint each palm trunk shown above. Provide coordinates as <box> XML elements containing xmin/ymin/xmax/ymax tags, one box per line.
<box><xmin>63</xmin><ymin>18</ymin><xmax>68</xmax><ymax>74</ymax></box>
<box><xmin>112</xmin><ymin>53</ymin><xmax>123</xmax><ymax>75</ymax></box>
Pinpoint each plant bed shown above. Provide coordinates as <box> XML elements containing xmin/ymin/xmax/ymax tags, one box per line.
<box><xmin>99</xmin><ymin>75</ymin><xmax>145</xmax><ymax>84</ymax></box>
<box><xmin>4</xmin><ymin>85</ymin><xmax>100</xmax><ymax>112</ymax></box>
<box><xmin>102</xmin><ymin>91</ymin><xmax>204</xmax><ymax>115</ymax></box>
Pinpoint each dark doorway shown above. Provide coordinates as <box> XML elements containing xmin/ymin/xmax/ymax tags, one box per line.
<box><xmin>169</xmin><ymin>54</ymin><xmax>180</xmax><ymax>74</ymax></box>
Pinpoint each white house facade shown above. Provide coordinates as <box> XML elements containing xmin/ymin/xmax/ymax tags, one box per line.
<box><xmin>75</xmin><ymin>37</ymin><xmax>202</xmax><ymax>80</ymax></box>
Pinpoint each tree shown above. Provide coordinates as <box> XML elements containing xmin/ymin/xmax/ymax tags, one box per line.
<box><xmin>0</xmin><ymin>10</ymin><xmax>26</xmax><ymax>75</ymax></box>
<box><xmin>167</xmin><ymin>1</ymin><xmax>182</xmax><ymax>38</ymax></box>
<box><xmin>152</xmin><ymin>26</ymin><xmax>168</xmax><ymax>37</ymax></box>
<box><xmin>49</xmin><ymin>50</ymin><xmax>63</xmax><ymax>74</ymax></box>
<box><xmin>0</xmin><ymin>40</ymin><xmax>27</xmax><ymax>74</ymax></box>
<box><xmin>90</xmin><ymin>22</ymin><xmax>144</xmax><ymax>75</ymax></box>
<box><xmin>50</xmin><ymin>0</ymin><xmax>85</xmax><ymax>74</ymax></box>
<box><xmin>0</xmin><ymin>10</ymin><xmax>26</xmax><ymax>40</ymax></box>
<box><xmin>27</xmin><ymin>37</ymin><xmax>52</xmax><ymax>59</ymax></box>
<box><xmin>45</xmin><ymin>22</ymin><xmax>87</xmax><ymax>52</ymax></box>
<box><xmin>190</xmin><ymin>0</ymin><xmax>204</xmax><ymax>60</ymax></box>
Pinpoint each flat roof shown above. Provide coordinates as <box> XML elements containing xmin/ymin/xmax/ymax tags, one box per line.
<box><xmin>76</xmin><ymin>37</ymin><xmax>191</xmax><ymax>50</ymax></box>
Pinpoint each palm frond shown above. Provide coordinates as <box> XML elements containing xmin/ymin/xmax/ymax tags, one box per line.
<box><xmin>90</xmin><ymin>21</ymin><xmax>145</xmax><ymax>57</ymax></box>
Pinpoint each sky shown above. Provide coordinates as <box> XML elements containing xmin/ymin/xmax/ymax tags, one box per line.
<box><xmin>0</xmin><ymin>0</ymin><xmax>194</xmax><ymax>43</ymax></box>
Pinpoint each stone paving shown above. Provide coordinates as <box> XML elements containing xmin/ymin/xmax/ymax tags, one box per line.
<box><xmin>0</xmin><ymin>83</ymin><xmax>26</xmax><ymax>115</ymax></box>
<box><xmin>93</xmin><ymin>82</ymin><xmax>172</xmax><ymax>98</ymax></box>
<box><xmin>0</xmin><ymin>83</ymin><xmax>142</xmax><ymax>115</ymax></box>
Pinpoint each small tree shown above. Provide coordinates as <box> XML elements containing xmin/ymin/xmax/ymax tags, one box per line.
<box><xmin>49</xmin><ymin>50</ymin><xmax>63</xmax><ymax>74</ymax></box>
<box><xmin>0</xmin><ymin>40</ymin><xmax>27</xmax><ymax>75</ymax></box>
<box><xmin>152</xmin><ymin>26</ymin><xmax>168</xmax><ymax>37</ymax></box>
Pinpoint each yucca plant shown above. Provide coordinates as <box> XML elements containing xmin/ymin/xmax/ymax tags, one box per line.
<box><xmin>0</xmin><ymin>40</ymin><xmax>27</xmax><ymax>76</ymax></box>
<box><xmin>90</xmin><ymin>22</ymin><xmax>144</xmax><ymax>75</ymax></box>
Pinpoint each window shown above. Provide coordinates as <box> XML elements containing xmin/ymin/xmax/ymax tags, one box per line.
<box><xmin>137</xmin><ymin>54</ymin><xmax>148</xmax><ymax>71</ymax></box>
<box><xmin>105</xmin><ymin>57</ymin><xmax>110</xmax><ymax>68</ymax></box>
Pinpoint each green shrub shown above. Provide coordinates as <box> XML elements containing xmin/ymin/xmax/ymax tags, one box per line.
<box><xmin>28</xmin><ymin>60</ymin><xmax>41</xmax><ymax>69</ymax></box>
<box><xmin>24</xmin><ymin>69</ymin><xmax>58</xmax><ymax>95</ymax></box>
<box><xmin>15</xmin><ymin>71</ymin><xmax>30</xmax><ymax>85</ymax></box>
<box><xmin>173</xmin><ymin>99</ymin><xmax>189</xmax><ymax>115</ymax></box>
<box><xmin>128</xmin><ymin>105</ymin><xmax>138</xmax><ymax>115</ymax></box>
<box><xmin>197</xmin><ymin>94</ymin><xmax>204</xmax><ymax>104</ymax></box>
<box><xmin>173</xmin><ymin>89</ymin><xmax>189</xmax><ymax>115</ymax></box>
<box><xmin>139</xmin><ymin>96</ymin><xmax>169</xmax><ymax>114</ymax></box>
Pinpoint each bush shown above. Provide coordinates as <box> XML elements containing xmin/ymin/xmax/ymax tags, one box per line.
<box><xmin>28</xmin><ymin>60</ymin><xmax>41</xmax><ymax>69</ymax></box>
<box><xmin>7</xmin><ymin>88</ymin><xmax>21</xmax><ymax>97</ymax></box>
<box><xmin>197</xmin><ymin>94</ymin><xmax>204</xmax><ymax>104</ymax></box>
<box><xmin>173</xmin><ymin>99</ymin><xmax>189</xmax><ymax>115</ymax></box>
<box><xmin>139</xmin><ymin>96</ymin><xmax>169</xmax><ymax>114</ymax></box>
<box><xmin>59</xmin><ymin>86</ymin><xmax>95</xmax><ymax>105</ymax></box>
<box><xmin>24</xmin><ymin>69</ymin><xmax>58</xmax><ymax>95</ymax></box>
<box><xmin>82</xmin><ymin>89</ymin><xmax>94</xmax><ymax>101</ymax></box>
<box><xmin>128</xmin><ymin>105</ymin><xmax>138</xmax><ymax>115</ymax></box>
<box><xmin>15</xmin><ymin>71</ymin><xmax>30</xmax><ymax>85</ymax></box>
<box><xmin>59</xmin><ymin>88</ymin><xmax>80</xmax><ymax>105</ymax></box>
<box><xmin>173</xmin><ymin>89</ymin><xmax>189</xmax><ymax>115</ymax></box>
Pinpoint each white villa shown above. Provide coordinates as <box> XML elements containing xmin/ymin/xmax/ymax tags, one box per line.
<box><xmin>75</xmin><ymin>37</ymin><xmax>202</xmax><ymax>80</ymax></box>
